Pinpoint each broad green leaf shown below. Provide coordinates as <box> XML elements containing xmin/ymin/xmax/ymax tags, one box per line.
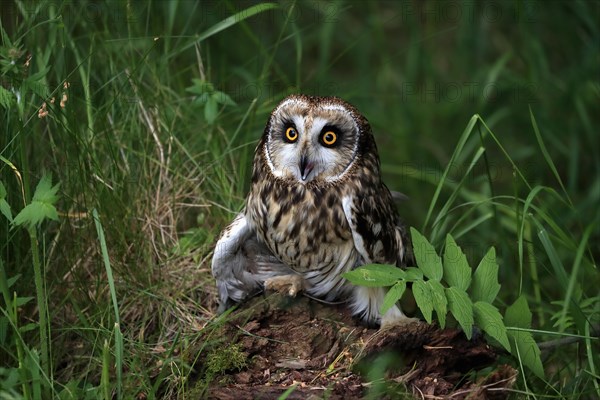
<box><xmin>443</xmin><ymin>234</ymin><xmax>471</xmax><ymax>291</ymax></box>
<box><xmin>413</xmin><ymin>280</ymin><xmax>433</xmax><ymax>323</ymax></box>
<box><xmin>13</xmin><ymin>202</ymin><xmax>58</xmax><ymax>229</ymax></box>
<box><xmin>473</xmin><ymin>301</ymin><xmax>510</xmax><ymax>351</ymax></box>
<box><xmin>471</xmin><ymin>247</ymin><xmax>500</xmax><ymax>303</ymax></box>
<box><xmin>426</xmin><ymin>280</ymin><xmax>447</xmax><ymax>328</ymax></box>
<box><xmin>342</xmin><ymin>264</ymin><xmax>405</xmax><ymax>287</ymax></box>
<box><xmin>32</xmin><ymin>174</ymin><xmax>60</xmax><ymax>204</ymax></box>
<box><xmin>12</xmin><ymin>174</ymin><xmax>60</xmax><ymax>230</ymax></box>
<box><xmin>446</xmin><ymin>287</ymin><xmax>474</xmax><ymax>339</ymax></box>
<box><xmin>380</xmin><ymin>281</ymin><xmax>407</xmax><ymax>314</ymax></box>
<box><xmin>213</xmin><ymin>90</ymin><xmax>237</xmax><ymax>106</ymax></box>
<box><xmin>410</xmin><ymin>227</ymin><xmax>443</xmax><ymax>281</ymax></box>
<box><xmin>205</xmin><ymin>96</ymin><xmax>218</xmax><ymax>124</ymax></box>
<box><xmin>505</xmin><ymin>296</ymin><xmax>544</xmax><ymax>378</ymax></box>
<box><xmin>404</xmin><ymin>267</ymin><xmax>423</xmax><ymax>280</ymax></box>
<box><xmin>508</xmin><ymin>330</ymin><xmax>545</xmax><ymax>379</ymax></box>
<box><xmin>504</xmin><ymin>295</ymin><xmax>532</xmax><ymax>329</ymax></box>
<box><xmin>0</xmin><ymin>181</ymin><xmax>12</xmax><ymax>222</ymax></box>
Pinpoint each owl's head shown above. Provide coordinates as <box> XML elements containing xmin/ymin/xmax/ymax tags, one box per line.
<box><xmin>260</xmin><ymin>94</ymin><xmax>377</xmax><ymax>184</ymax></box>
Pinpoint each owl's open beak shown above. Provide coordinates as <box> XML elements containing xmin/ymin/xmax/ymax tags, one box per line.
<box><xmin>299</xmin><ymin>155</ymin><xmax>314</xmax><ymax>181</ymax></box>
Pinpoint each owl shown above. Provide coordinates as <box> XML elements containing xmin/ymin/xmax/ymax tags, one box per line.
<box><xmin>211</xmin><ymin>94</ymin><xmax>414</xmax><ymax>327</ymax></box>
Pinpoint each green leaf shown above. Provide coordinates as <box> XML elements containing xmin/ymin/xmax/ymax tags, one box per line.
<box><xmin>471</xmin><ymin>247</ymin><xmax>500</xmax><ymax>303</ymax></box>
<box><xmin>213</xmin><ymin>90</ymin><xmax>237</xmax><ymax>106</ymax></box>
<box><xmin>15</xmin><ymin>296</ymin><xmax>34</xmax><ymax>307</ymax></box>
<box><xmin>380</xmin><ymin>281</ymin><xmax>407</xmax><ymax>314</ymax></box>
<box><xmin>426</xmin><ymin>280</ymin><xmax>447</xmax><ymax>328</ymax></box>
<box><xmin>410</xmin><ymin>227</ymin><xmax>443</xmax><ymax>281</ymax></box>
<box><xmin>508</xmin><ymin>329</ymin><xmax>545</xmax><ymax>379</ymax></box>
<box><xmin>205</xmin><ymin>96</ymin><xmax>218</xmax><ymax>124</ymax></box>
<box><xmin>19</xmin><ymin>322</ymin><xmax>38</xmax><ymax>333</ymax></box>
<box><xmin>31</xmin><ymin>174</ymin><xmax>60</xmax><ymax>204</ymax></box>
<box><xmin>343</xmin><ymin>264</ymin><xmax>405</xmax><ymax>287</ymax></box>
<box><xmin>0</xmin><ymin>86</ymin><xmax>14</xmax><ymax>109</ymax></box>
<box><xmin>13</xmin><ymin>202</ymin><xmax>58</xmax><ymax>229</ymax></box>
<box><xmin>473</xmin><ymin>301</ymin><xmax>510</xmax><ymax>351</ymax></box>
<box><xmin>12</xmin><ymin>174</ymin><xmax>60</xmax><ymax>230</ymax></box>
<box><xmin>504</xmin><ymin>295</ymin><xmax>531</xmax><ymax>329</ymax></box>
<box><xmin>413</xmin><ymin>280</ymin><xmax>433</xmax><ymax>323</ymax></box>
<box><xmin>443</xmin><ymin>234</ymin><xmax>471</xmax><ymax>291</ymax></box>
<box><xmin>404</xmin><ymin>267</ymin><xmax>423</xmax><ymax>280</ymax></box>
<box><xmin>505</xmin><ymin>296</ymin><xmax>544</xmax><ymax>378</ymax></box>
<box><xmin>0</xmin><ymin>181</ymin><xmax>12</xmax><ymax>222</ymax></box>
<box><xmin>446</xmin><ymin>287</ymin><xmax>474</xmax><ymax>339</ymax></box>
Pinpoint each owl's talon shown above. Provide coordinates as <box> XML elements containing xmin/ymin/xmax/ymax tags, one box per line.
<box><xmin>264</xmin><ymin>274</ymin><xmax>305</xmax><ymax>297</ymax></box>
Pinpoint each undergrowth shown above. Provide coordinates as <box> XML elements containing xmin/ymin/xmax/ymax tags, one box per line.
<box><xmin>1</xmin><ymin>1</ymin><xmax>598</xmax><ymax>399</ymax></box>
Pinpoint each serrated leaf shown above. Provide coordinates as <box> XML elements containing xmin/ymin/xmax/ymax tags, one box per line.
<box><xmin>192</xmin><ymin>92</ymin><xmax>210</xmax><ymax>105</ymax></box>
<box><xmin>13</xmin><ymin>202</ymin><xmax>58</xmax><ymax>229</ymax></box>
<box><xmin>343</xmin><ymin>264</ymin><xmax>405</xmax><ymax>287</ymax></box>
<box><xmin>12</xmin><ymin>174</ymin><xmax>60</xmax><ymax>230</ymax></box>
<box><xmin>32</xmin><ymin>174</ymin><xmax>60</xmax><ymax>204</ymax></box>
<box><xmin>410</xmin><ymin>227</ymin><xmax>443</xmax><ymax>281</ymax></box>
<box><xmin>504</xmin><ymin>295</ymin><xmax>532</xmax><ymax>329</ymax></box>
<box><xmin>380</xmin><ymin>281</ymin><xmax>407</xmax><ymax>314</ymax></box>
<box><xmin>471</xmin><ymin>247</ymin><xmax>500</xmax><ymax>303</ymax></box>
<box><xmin>505</xmin><ymin>296</ymin><xmax>544</xmax><ymax>378</ymax></box>
<box><xmin>404</xmin><ymin>267</ymin><xmax>423</xmax><ymax>280</ymax></box>
<box><xmin>508</xmin><ymin>330</ymin><xmax>544</xmax><ymax>379</ymax></box>
<box><xmin>213</xmin><ymin>90</ymin><xmax>237</xmax><ymax>106</ymax></box>
<box><xmin>413</xmin><ymin>280</ymin><xmax>434</xmax><ymax>323</ymax></box>
<box><xmin>443</xmin><ymin>234</ymin><xmax>471</xmax><ymax>291</ymax></box>
<box><xmin>426</xmin><ymin>280</ymin><xmax>447</xmax><ymax>328</ymax></box>
<box><xmin>446</xmin><ymin>287</ymin><xmax>474</xmax><ymax>339</ymax></box>
<box><xmin>205</xmin><ymin>96</ymin><xmax>218</xmax><ymax>124</ymax></box>
<box><xmin>473</xmin><ymin>301</ymin><xmax>510</xmax><ymax>351</ymax></box>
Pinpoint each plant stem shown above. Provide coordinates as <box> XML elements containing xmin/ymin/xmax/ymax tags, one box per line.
<box><xmin>29</xmin><ymin>227</ymin><xmax>50</xmax><ymax>390</ymax></box>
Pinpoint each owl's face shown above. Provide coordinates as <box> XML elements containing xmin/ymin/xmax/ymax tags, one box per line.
<box><xmin>263</xmin><ymin>95</ymin><xmax>365</xmax><ymax>183</ymax></box>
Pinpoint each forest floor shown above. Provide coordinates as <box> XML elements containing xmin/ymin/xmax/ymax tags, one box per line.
<box><xmin>202</xmin><ymin>295</ymin><xmax>517</xmax><ymax>399</ymax></box>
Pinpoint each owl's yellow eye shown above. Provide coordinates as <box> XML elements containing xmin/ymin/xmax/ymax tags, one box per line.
<box><xmin>284</xmin><ymin>126</ymin><xmax>298</xmax><ymax>142</ymax></box>
<box><xmin>321</xmin><ymin>131</ymin><xmax>337</xmax><ymax>146</ymax></box>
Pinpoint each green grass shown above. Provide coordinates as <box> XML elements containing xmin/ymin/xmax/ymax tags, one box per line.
<box><xmin>1</xmin><ymin>0</ymin><xmax>599</xmax><ymax>398</ymax></box>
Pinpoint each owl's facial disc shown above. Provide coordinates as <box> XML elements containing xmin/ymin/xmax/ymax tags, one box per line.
<box><xmin>265</xmin><ymin>99</ymin><xmax>360</xmax><ymax>183</ymax></box>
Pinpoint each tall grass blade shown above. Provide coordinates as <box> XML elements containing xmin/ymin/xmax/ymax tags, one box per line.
<box><xmin>92</xmin><ymin>208</ymin><xmax>121</xmax><ymax>397</ymax></box>
<box><xmin>529</xmin><ymin>107</ymin><xmax>573</xmax><ymax>207</ymax></box>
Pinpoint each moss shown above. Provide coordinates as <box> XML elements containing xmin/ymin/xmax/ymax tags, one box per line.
<box><xmin>205</xmin><ymin>343</ymin><xmax>248</xmax><ymax>379</ymax></box>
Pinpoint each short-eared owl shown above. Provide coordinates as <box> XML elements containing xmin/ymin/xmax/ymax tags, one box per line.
<box><xmin>212</xmin><ymin>94</ymin><xmax>413</xmax><ymax>327</ymax></box>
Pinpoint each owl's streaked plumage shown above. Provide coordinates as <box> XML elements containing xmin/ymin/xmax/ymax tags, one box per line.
<box><xmin>212</xmin><ymin>94</ymin><xmax>413</xmax><ymax>327</ymax></box>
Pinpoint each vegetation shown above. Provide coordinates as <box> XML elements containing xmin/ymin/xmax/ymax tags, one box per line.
<box><xmin>1</xmin><ymin>0</ymin><xmax>598</xmax><ymax>398</ymax></box>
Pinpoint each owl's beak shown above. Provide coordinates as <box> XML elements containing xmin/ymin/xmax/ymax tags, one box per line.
<box><xmin>299</xmin><ymin>155</ymin><xmax>314</xmax><ymax>181</ymax></box>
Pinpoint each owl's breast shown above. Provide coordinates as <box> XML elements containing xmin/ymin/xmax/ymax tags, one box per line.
<box><xmin>247</xmin><ymin>179</ymin><xmax>355</xmax><ymax>272</ymax></box>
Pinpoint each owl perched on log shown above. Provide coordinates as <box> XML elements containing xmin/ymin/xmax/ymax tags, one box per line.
<box><xmin>212</xmin><ymin>94</ymin><xmax>414</xmax><ymax>327</ymax></box>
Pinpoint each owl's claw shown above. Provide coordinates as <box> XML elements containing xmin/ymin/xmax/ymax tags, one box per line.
<box><xmin>264</xmin><ymin>274</ymin><xmax>305</xmax><ymax>297</ymax></box>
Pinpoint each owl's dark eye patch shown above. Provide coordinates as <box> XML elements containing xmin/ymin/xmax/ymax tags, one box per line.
<box><xmin>283</xmin><ymin>123</ymin><xmax>299</xmax><ymax>143</ymax></box>
<box><xmin>319</xmin><ymin>126</ymin><xmax>342</xmax><ymax>148</ymax></box>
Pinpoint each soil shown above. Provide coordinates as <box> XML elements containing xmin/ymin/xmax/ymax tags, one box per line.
<box><xmin>205</xmin><ymin>294</ymin><xmax>517</xmax><ymax>399</ymax></box>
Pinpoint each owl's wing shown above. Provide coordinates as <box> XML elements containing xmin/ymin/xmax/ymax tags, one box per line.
<box><xmin>211</xmin><ymin>212</ymin><xmax>291</xmax><ymax>313</ymax></box>
<box><xmin>342</xmin><ymin>185</ymin><xmax>410</xmax><ymax>267</ymax></box>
